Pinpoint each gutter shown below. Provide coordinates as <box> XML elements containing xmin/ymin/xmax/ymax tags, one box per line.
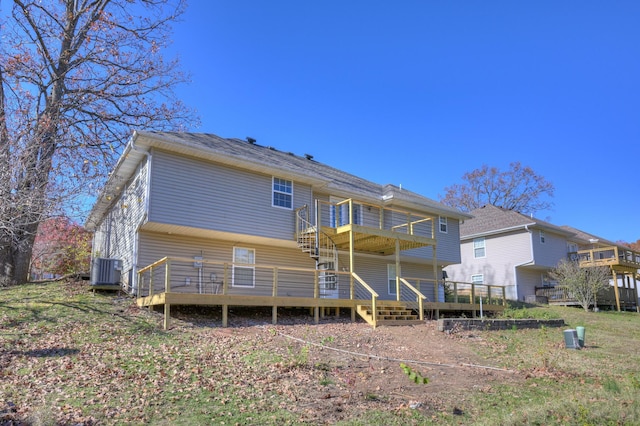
<box><xmin>512</xmin><ymin>224</ymin><xmax>535</xmax><ymax>301</ymax></box>
<box><xmin>462</xmin><ymin>223</ymin><xmax>537</xmax><ymax>241</ymax></box>
<box><xmin>130</xmin><ymin>132</ymin><xmax>152</xmax><ymax>294</ymax></box>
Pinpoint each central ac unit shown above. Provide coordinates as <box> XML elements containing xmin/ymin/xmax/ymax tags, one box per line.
<box><xmin>91</xmin><ymin>258</ymin><xmax>122</xmax><ymax>286</ymax></box>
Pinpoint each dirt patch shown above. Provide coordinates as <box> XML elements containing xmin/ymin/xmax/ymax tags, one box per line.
<box><xmin>172</xmin><ymin>307</ymin><xmax>523</xmax><ymax>422</ymax></box>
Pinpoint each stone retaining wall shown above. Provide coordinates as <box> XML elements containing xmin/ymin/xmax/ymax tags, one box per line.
<box><xmin>437</xmin><ymin>318</ymin><xmax>565</xmax><ymax>332</ymax></box>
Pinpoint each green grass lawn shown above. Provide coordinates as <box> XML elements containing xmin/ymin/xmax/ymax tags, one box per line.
<box><xmin>2</xmin><ymin>281</ymin><xmax>640</xmax><ymax>425</ymax></box>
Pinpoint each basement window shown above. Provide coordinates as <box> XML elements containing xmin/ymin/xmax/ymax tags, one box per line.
<box><xmin>272</xmin><ymin>177</ymin><xmax>293</xmax><ymax>209</ymax></box>
<box><xmin>232</xmin><ymin>247</ymin><xmax>255</xmax><ymax>288</ymax></box>
<box><xmin>471</xmin><ymin>274</ymin><xmax>484</xmax><ymax>285</ymax></box>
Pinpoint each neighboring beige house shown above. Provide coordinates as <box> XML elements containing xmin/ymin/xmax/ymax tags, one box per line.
<box><xmin>444</xmin><ymin>204</ymin><xmax>639</xmax><ymax>310</ymax></box>
<box><xmin>86</xmin><ymin>131</ymin><xmax>482</xmax><ymax>326</ymax></box>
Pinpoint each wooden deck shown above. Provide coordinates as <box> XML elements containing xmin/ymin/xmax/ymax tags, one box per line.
<box><xmin>136</xmin><ymin>257</ymin><xmax>505</xmax><ymax>329</ymax></box>
<box><xmin>137</xmin><ymin>291</ymin><xmax>505</xmax><ymax>330</ymax></box>
<box><xmin>536</xmin><ymin>285</ymin><xmax>638</xmax><ymax>311</ymax></box>
<box><xmin>574</xmin><ymin>246</ymin><xmax>640</xmax><ymax>272</ymax></box>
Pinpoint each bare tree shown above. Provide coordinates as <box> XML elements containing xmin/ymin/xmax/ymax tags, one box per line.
<box><xmin>0</xmin><ymin>0</ymin><xmax>196</xmax><ymax>286</ymax></box>
<box><xmin>440</xmin><ymin>162</ymin><xmax>554</xmax><ymax>214</ymax></box>
<box><xmin>549</xmin><ymin>259</ymin><xmax>611</xmax><ymax>312</ymax></box>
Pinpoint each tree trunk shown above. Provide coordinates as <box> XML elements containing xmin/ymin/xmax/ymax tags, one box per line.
<box><xmin>0</xmin><ymin>223</ymin><xmax>38</xmax><ymax>286</ymax></box>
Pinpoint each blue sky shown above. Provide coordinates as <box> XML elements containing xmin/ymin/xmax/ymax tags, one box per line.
<box><xmin>167</xmin><ymin>1</ymin><xmax>639</xmax><ymax>242</ymax></box>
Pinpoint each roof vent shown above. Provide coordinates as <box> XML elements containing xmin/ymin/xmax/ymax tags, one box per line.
<box><xmin>246</xmin><ymin>137</ymin><xmax>256</xmax><ymax>144</ymax></box>
<box><xmin>304</xmin><ymin>153</ymin><xmax>314</xmax><ymax>160</ymax></box>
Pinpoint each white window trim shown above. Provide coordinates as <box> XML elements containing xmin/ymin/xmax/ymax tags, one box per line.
<box><xmin>473</xmin><ymin>237</ymin><xmax>486</xmax><ymax>259</ymax></box>
<box><xmin>471</xmin><ymin>274</ymin><xmax>484</xmax><ymax>284</ymax></box>
<box><xmin>439</xmin><ymin>216</ymin><xmax>448</xmax><ymax>234</ymax></box>
<box><xmin>539</xmin><ymin>230</ymin><xmax>546</xmax><ymax>244</ymax></box>
<box><xmin>232</xmin><ymin>247</ymin><xmax>255</xmax><ymax>288</ymax></box>
<box><xmin>387</xmin><ymin>264</ymin><xmax>397</xmax><ymax>295</ymax></box>
<box><xmin>272</xmin><ymin>177</ymin><xmax>293</xmax><ymax>210</ymax></box>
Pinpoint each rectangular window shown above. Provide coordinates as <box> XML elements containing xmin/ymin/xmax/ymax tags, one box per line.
<box><xmin>232</xmin><ymin>247</ymin><xmax>255</xmax><ymax>288</ymax></box>
<box><xmin>439</xmin><ymin>216</ymin><xmax>448</xmax><ymax>233</ymax></box>
<box><xmin>473</xmin><ymin>237</ymin><xmax>486</xmax><ymax>258</ymax></box>
<box><xmin>387</xmin><ymin>264</ymin><xmax>397</xmax><ymax>295</ymax></box>
<box><xmin>539</xmin><ymin>230</ymin><xmax>546</xmax><ymax>243</ymax></box>
<box><xmin>272</xmin><ymin>177</ymin><xmax>293</xmax><ymax>209</ymax></box>
<box><xmin>471</xmin><ymin>274</ymin><xmax>484</xmax><ymax>285</ymax></box>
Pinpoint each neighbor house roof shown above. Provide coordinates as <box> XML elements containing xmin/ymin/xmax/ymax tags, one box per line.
<box><xmin>460</xmin><ymin>204</ymin><xmax>576</xmax><ymax>239</ymax></box>
<box><xmin>560</xmin><ymin>225</ymin><xmax>617</xmax><ymax>247</ymax></box>
<box><xmin>86</xmin><ymin>131</ymin><xmax>471</xmax><ymax>229</ymax></box>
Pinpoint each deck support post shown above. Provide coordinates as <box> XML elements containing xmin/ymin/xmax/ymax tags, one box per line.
<box><xmin>272</xmin><ymin>268</ymin><xmax>278</xmax><ymax>325</ymax></box>
<box><xmin>432</xmin><ymin>245</ymin><xmax>438</xmax><ymax>303</ymax></box>
<box><xmin>164</xmin><ymin>303</ymin><xmax>170</xmax><ymax>330</ymax></box>
<box><xmin>395</xmin><ymin>240</ymin><xmax>401</xmax><ymax>302</ymax></box>
<box><xmin>222</xmin><ymin>305</ymin><xmax>228</xmax><ymax>327</ymax></box>
<box><xmin>349</xmin><ymin>229</ymin><xmax>356</xmax><ymax>323</ymax></box>
<box><xmin>612</xmin><ymin>269</ymin><xmax>621</xmax><ymax>312</ymax></box>
<box><xmin>633</xmin><ymin>273</ymin><xmax>639</xmax><ymax>313</ymax></box>
<box><xmin>314</xmin><ymin>307</ymin><xmax>319</xmax><ymax>324</ymax></box>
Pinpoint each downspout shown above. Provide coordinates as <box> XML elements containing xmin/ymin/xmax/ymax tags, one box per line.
<box><xmin>512</xmin><ymin>225</ymin><xmax>534</xmax><ymax>302</ymax></box>
<box><xmin>130</xmin><ymin>135</ymin><xmax>152</xmax><ymax>294</ymax></box>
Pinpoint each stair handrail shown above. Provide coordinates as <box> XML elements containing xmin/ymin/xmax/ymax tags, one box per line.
<box><xmin>399</xmin><ymin>277</ymin><xmax>426</xmax><ymax>320</ymax></box>
<box><xmin>352</xmin><ymin>272</ymin><xmax>378</xmax><ymax>328</ymax></box>
<box><xmin>295</xmin><ymin>204</ymin><xmax>342</xmax><ymax>269</ymax></box>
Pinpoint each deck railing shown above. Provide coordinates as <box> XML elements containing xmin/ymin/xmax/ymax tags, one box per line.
<box><xmin>536</xmin><ymin>285</ymin><xmax>638</xmax><ymax>309</ymax></box>
<box><xmin>352</xmin><ymin>272</ymin><xmax>379</xmax><ymax>327</ymax></box>
<box><xmin>442</xmin><ymin>281</ymin><xmax>507</xmax><ymax>306</ymax></box>
<box><xmin>398</xmin><ymin>278</ymin><xmax>426</xmax><ymax>320</ymax></box>
<box><xmin>314</xmin><ymin>198</ymin><xmax>436</xmax><ymax>238</ymax></box>
<box><xmin>136</xmin><ymin>257</ymin><xmax>505</xmax><ymax>310</ymax></box>
<box><xmin>572</xmin><ymin>246</ymin><xmax>640</xmax><ymax>269</ymax></box>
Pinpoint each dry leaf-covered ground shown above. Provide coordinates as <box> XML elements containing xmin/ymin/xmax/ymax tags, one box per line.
<box><xmin>0</xmin><ymin>281</ymin><xmax>521</xmax><ymax>425</ymax></box>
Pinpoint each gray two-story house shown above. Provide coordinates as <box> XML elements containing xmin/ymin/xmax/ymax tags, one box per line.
<box><xmin>86</xmin><ymin>131</ymin><xmax>485</xmax><ymax>327</ymax></box>
<box><xmin>444</xmin><ymin>204</ymin><xmax>639</xmax><ymax>310</ymax></box>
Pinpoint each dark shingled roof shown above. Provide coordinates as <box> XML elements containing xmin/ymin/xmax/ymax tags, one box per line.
<box><xmin>460</xmin><ymin>204</ymin><xmax>575</xmax><ymax>239</ymax></box>
<box><xmin>87</xmin><ymin>131</ymin><xmax>470</xmax><ymax>229</ymax></box>
<box><xmin>560</xmin><ymin>225</ymin><xmax>616</xmax><ymax>246</ymax></box>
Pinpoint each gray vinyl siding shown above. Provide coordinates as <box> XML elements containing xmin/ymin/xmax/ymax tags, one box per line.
<box><xmin>532</xmin><ymin>228</ymin><xmax>570</xmax><ymax>267</ymax></box>
<box><xmin>335</xmin><ymin>254</ymin><xmax>437</xmax><ymax>301</ymax></box>
<box><xmin>92</xmin><ymin>158</ymin><xmax>149</xmax><ymax>288</ymax></box>
<box><xmin>148</xmin><ymin>149</ymin><xmax>312</xmax><ymax>241</ymax></box>
<box><xmin>513</xmin><ymin>268</ymin><xmax>543</xmax><ymax>301</ymax></box>
<box><xmin>138</xmin><ymin>231</ymin><xmax>320</xmax><ymax>297</ymax></box>
<box><xmin>445</xmin><ymin>230</ymin><xmax>531</xmax><ymax>290</ymax></box>
<box><xmin>403</xmin><ymin>217</ymin><xmax>462</xmax><ymax>264</ymax></box>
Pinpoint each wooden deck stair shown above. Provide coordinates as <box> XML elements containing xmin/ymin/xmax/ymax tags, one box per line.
<box><xmin>357</xmin><ymin>304</ymin><xmax>423</xmax><ymax>327</ymax></box>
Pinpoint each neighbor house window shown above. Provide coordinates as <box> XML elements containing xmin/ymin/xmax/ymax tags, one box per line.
<box><xmin>272</xmin><ymin>177</ymin><xmax>292</xmax><ymax>209</ymax></box>
<box><xmin>387</xmin><ymin>264</ymin><xmax>397</xmax><ymax>295</ymax></box>
<box><xmin>233</xmin><ymin>247</ymin><xmax>255</xmax><ymax>287</ymax></box>
<box><xmin>539</xmin><ymin>230</ymin><xmax>546</xmax><ymax>244</ymax></box>
<box><xmin>471</xmin><ymin>274</ymin><xmax>484</xmax><ymax>285</ymax></box>
<box><xmin>473</xmin><ymin>237</ymin><xmax>486</xmax><ymax>258</ymax></box>
<box><xmin>439</xmin><ymin>216</ymin><xmax>448</xmax><ymax>233</ymax></box>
